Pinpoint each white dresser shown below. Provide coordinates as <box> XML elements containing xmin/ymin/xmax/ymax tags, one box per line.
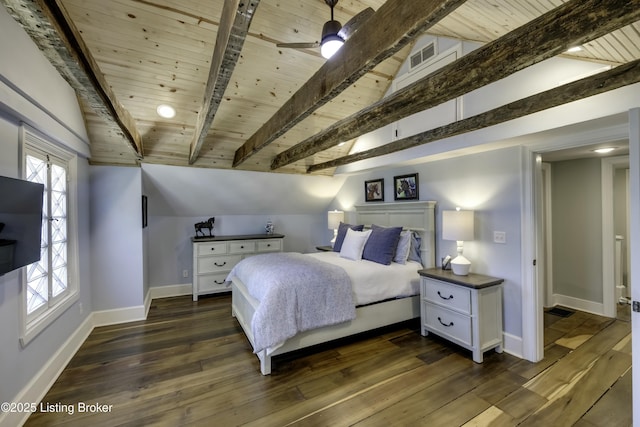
<box><xmin>192</xmin><ymin>234</ymin><xmax>284</xmax><ymax>301</ymax></box>
<box><xmin>419</xmin><ymin>268</ymin><xmax>503</xmax><ymax>363</ymax></box>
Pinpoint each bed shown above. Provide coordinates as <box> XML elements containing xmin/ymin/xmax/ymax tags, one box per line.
<box><xmin>229</xmin><ymin>201</ymin><xmax>436</xmax><ymax>375</ymax></box>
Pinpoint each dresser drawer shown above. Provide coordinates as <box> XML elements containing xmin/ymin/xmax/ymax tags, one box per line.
<box><xmin>229</xmin><ymin>241</ymin><xmax>256</xmax><ymax>254</ymax></box>
<box><xmin>197</xmin><ymin>273</ymin><xmax>229</xmax><ymax>293</ymax></box>
<box><xmin>423</xmin><ymin>302</ymin><xmax>472</xmax><ymax>346</ymax></box>
<box><xmin>197</xmin><ymin>242</ymin><xmax>228</xmax><ymax>256</ymax></box>
<box><xmin>422</xmin><ymin>279</ymin><xmax>471</xmax><ymax>314</ymax></box>
<box><xmin>197</xmin><ymin>254</ymin><xmax>242</xmax><ymax>274</ymax></box>
<box><xmin>257</xmin><ymin>239</ymin><xmax>282</xmax><ymax>252</ymax></box>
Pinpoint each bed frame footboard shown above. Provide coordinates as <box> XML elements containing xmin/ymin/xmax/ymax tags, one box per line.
<box><xmin>231</xmin><ymin>277</ymin><xmax>420</xmax><ymax>375</ymax></box>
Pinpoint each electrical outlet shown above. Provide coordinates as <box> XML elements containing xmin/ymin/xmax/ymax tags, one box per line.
<box><xmin>494</xmin><ymin>231</ymin><xmax>506</xmax><ymax>244</ymax></box>
<box><xmin>633</xmin><ymin>300</ymin><xmax>640</xmax><ymax>313</ymax></box>
<box><xmin>182</xmin><ymin>269</ymin><xmax>189</xmax><ymax>278</ymax></box>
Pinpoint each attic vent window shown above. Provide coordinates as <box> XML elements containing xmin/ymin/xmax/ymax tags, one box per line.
<box><xmin>409</xmin><ymin>41</ymin><xmax>437</xmax><ymax>71</ymax></box>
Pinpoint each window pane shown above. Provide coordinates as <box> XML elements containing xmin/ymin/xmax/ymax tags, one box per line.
<box><xmin>24</xmin><ymin>153</ymin><xmax>69</xmax><ymax>316</ymax></box>
<box><xmin>26</xmin><ymin>155</ymin><xmax>46</xmax><ymax>186</ymax></box>
<box><xmin>51</xmin><ymin>265</ymin><xmax>67</xmax><ymax>297</ymax></box>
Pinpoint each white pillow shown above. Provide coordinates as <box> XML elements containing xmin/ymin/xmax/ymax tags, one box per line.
<box><xmin>394</xmin><ymin>230</ymin><xmax>411</xmax><ymax>264</ymax></box>
<box><xmin>340</xmin><ymin>228</ymin><xmax>372</xmax><ymax>261</ymax></box>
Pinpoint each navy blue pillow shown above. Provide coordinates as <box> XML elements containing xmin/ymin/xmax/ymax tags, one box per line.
<box><xmin>362</xmin><ymin>224</ymin><xmax>403</xmax><ymax>265</ymax></box>
<box><xmin>333</xmin><ymin>222</ymin><xmax>364</xmax><ymax>252</ymax></box>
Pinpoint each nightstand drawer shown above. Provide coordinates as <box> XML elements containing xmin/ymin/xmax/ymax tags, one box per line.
<box><xmin>258</xmin><ymin>239</ymin><xmax>282</xmax><ymax>252</ymax></box>
<box><xmin>197</xmin><ymin>242</ymin><xmax>228</xmax><ymax>256</ymax></box>
<box><xmin>424</xmin><ymin>302</ymin><xmax>472</xmax><ymax>346</ymax></box>
<box><xmin>197</xmin><ymin>273</ymin><xmax>229</xmax><ymax>292</ymax></box>
<box><xmin>422</xmin><ymin>279</ymin><xmax>471</xmax><ymax>314</ymax></box>
<box><xmin>229</xmin><ymin>241</ymin><xmax>256</xmax><ymax>254</ymax></box>
<box><xmin>197</xmin><ymin>255</ymin><xmax>242</xmax><ymax>274</ymax></box>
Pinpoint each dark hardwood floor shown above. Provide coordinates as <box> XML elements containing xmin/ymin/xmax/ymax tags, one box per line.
<box><xmin>25</xmin><ymin>295</ymin><xmax>632</xmax><ymax>426</ymax></box>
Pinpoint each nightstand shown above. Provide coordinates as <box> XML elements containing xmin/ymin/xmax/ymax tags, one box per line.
<box><xmin>418</xmin><ymin>268</ymin><xmax>504</xmax><ymax>363</ymax></box>
<box><xmin>315</xmin><ymin>245</ymin><xmax>333</xmax><ymax>252</ymax></box>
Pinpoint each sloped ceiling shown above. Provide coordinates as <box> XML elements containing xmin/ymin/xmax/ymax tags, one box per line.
<box><xmin>2</xmin><ymin>0</ymin><xmax>640</xmax><ymax>175</ymax></box>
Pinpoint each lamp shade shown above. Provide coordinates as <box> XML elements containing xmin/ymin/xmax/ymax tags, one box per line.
<box><xmin>328</xmin><ymin>210</ymin><xmax>344</xmax><ymax>230</ymax></box>
<box><xmin>442</xmin><ymin>210</ymin><xmax>474</xmax><ymax>242</ymax></box>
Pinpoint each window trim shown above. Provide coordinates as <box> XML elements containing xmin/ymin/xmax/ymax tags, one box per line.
<box><xmin>19</xmin><ymin>125</ymin><xmax>80</xmax><ymax>347</ymax></box>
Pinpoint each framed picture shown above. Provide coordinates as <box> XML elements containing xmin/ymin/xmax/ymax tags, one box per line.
<box><xmin>394</xmin><ymin>173</ymin><xmax>419</xmax><ymax>201</ymax></box>
<box><xmin>141</xmin><ymin>195</ymin><xmax>148</xmax><ymax>228</ymax></box>
<box><xmin>364</xmin><ymin>178</ymin><xmax>384</xmax><ymax>202</ymax></box>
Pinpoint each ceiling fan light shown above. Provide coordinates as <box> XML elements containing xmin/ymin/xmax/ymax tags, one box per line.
<box><xmin>321</xmin><ymin>37</ymin><xmax>344</xmax><ymax>59</ymax></box>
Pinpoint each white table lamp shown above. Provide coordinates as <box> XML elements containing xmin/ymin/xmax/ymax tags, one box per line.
<box><xmin>442</xmin><ymin>208</ymin><xmax>474</xmax><ymax>275</ymax></box>
<box><xmin>328</xmin><ymin>210</ymin><xmax>344</xmax><ymax>246</ymax></box>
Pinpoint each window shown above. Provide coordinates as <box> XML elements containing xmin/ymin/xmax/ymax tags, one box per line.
<box><xmin>20</xmin><ymin>127</ymin><xmax>79</xmax><ymax>346</ymax></box>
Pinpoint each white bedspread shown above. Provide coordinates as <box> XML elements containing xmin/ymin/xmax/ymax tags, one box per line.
<box><xmin>306</xmin><ymin>251</ymin><xmax>422</xmax><ymax>306</ymax></box>
<box><xmin>227</xmin><ymin>253</ymin><xmax>356</xmax><ymax>354</ymax></box>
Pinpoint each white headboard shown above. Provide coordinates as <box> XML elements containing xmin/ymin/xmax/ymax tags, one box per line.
<box><xmin>355</xmin><ymin>201</ymin><xmax>436</xmax><ymax>268</ymax></box>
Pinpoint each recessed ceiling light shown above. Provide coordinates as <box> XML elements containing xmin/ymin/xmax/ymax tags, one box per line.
<box><xmin>566</xmin><ymin>46</ymin><xmax>583</xmax><ymax>53</ymax></box>
<box><xmin>593</xmin><ymin>147</ymin><xmax>615</xmax><ymax>154</ymax></box>
<box><xmin>156</xmin><ymin>104</ymin><xmax>176</xmax><ymax>119</ymax></box>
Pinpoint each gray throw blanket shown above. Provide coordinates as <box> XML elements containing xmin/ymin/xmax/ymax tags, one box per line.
<box><xmin>227</xmin><ymin>252</ymin><xmax>355</xmax><ymax>354</ymax></box>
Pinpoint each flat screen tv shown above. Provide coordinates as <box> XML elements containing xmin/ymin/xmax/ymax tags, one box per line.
<box><xmin>0</xmin><ymin>175</ymin><xmax>44</xmax><ymax>276</ymax></box>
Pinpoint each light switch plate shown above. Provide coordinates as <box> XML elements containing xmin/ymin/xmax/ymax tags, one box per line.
<box><xmin>494</xmin><ymin>231</ymin><xmax>506</xmax><ymax>244</ymax></box>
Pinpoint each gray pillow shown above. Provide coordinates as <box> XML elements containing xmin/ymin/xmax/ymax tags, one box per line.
<box><xmin>408</xmin><ymin>232</ymin><xmax>422</xmax><ymax>264</ymax></box>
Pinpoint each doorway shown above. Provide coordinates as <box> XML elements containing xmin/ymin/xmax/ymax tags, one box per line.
<box><xmin>537</xmin><ymin>154</ymin><xmax>630</xmax><ymax>319</ymax></box>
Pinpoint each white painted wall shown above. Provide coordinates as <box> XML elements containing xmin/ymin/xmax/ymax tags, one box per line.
<box><xmin>627</xmin><ymin>108</ymin><xmax>639</xmax><ymax>427</ymax></box>
<box><xmin>0</xmin><ymin>5</ymin><xmax>92</xmax><ymax>412</ymax></box>
<box><xmin>342</xmin><ymin>35</ymin><xmax>640</xmax><ymax>175</ymax></box>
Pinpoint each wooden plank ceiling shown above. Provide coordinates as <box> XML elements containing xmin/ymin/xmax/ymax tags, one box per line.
<box><xmin>3</xmin><ymin>0</ymin><xmax>640</xmax><ymax>175</ymax></box>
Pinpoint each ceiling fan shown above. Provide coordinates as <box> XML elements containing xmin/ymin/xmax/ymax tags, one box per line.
<box><xmin>277</xmin><ymin>0</ymin><xmax>374</xmax><ymax>59</ymax></box>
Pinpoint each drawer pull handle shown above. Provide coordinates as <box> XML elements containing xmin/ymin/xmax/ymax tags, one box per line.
<box><xmin>214</xmin><ymin>262</ymin><xmax>226</xmax><ymax>267</ymax></box>
<box><xmin>214</xmin><ymin>279</ymin><xmax>225</xmax><ymax>284</ymax></box>
<box><xmin>210</xmin><ymin>248</ymin><xmax>215</xmax><ymax>251</ymax></box>
<box><xmin>437</xmin><ymin>291</ymin><xmax>454</xmax><ymax>300</ymax></box>
<box><xmin>437</xmin><ymin>317</ymin><xmax>454</xmax><ymax>327</ymax></box>
<box><xmin>240</xmin><ymin>245</ymin><xmax>244</xmax><ymax>249</ymax></box>
<box><xmin>267</xmin><ymin>244</ymin><xmax>271</xmax><ymax>247</ymax></box>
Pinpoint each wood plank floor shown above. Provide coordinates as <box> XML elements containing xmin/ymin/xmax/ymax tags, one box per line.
<box><xmin>25</xmin><ymin>295</ymin><xmax>632</xmax><ymax>426</ymax></box>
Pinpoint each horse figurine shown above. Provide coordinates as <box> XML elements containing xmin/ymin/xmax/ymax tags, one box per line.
<box><xmin>194</xmin><ymin>217</ymin><xmax>215</xmax><ymax>237</ymax></box>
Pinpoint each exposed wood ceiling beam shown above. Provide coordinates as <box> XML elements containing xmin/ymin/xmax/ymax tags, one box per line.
<box><xmin>232</xmin><ymin>0</ymin><xmax>468</xmax><ymax>167</ymax></box>
<box><xmin>2</xmin><ymin>0</ymin><xmax>143</xmax><ymax>158</ymax></box>
<box><xmin>271</xmin><ymin>0</ymin><xmax>640</xmax><ymax>170</ymax></box>
<box><xmin>188</xmin><ymin>0</ymin><xmax>261</xmax><ymax>164</ymax></box>
<box><xmin>308</xmin><ymin>59</ymin><xmax>640</xmax><ymax>172</ymax></box>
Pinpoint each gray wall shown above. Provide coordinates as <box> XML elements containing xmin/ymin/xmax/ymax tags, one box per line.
<box><xmin>90</xmin><ymin>166</ymin><xmax>145</xmax><ymax>310</ymax></box>
<box><xmin>141</xmin><ymin>163</ymin><xmax>345</xmax><ymax>287</ymax></box>
<box><xmin>330</xmin><ymin>146</ymin><xmax>525</xmax><ymax>339</ymax></box>
<box><xmin>551</xmin><ymin>158</ymin><xmax>603</xmax><ymax>302</ymax></box>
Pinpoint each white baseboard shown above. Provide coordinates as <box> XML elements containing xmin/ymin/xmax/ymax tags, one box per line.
<box><xmin>0</xmin><ymin>315</ymin><xmax>94</xmax><ymax>427</ymax></box>
<box><xmin>551</xmin><ymin>294</ymin><xmax>605</xmax><ymax>317</ymax></box>
<box><xmin>91</xmin><ymin>304</ymin><xmax>147</xmax><ymax>327</ymax></box>
<box><xmin>502</xmin><ymin>332</ymin><xmax>523</xmax><ymax>359</ymax></box>
<box><xmin>148</xmin><ymin>283</ymin><xmax>192</xmax><ymax>300</ymax></box>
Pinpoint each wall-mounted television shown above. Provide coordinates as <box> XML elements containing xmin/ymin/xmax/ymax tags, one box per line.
<box><xmin>0</xmin><ymin>175</ymin><xmax>44</xmax><ymax>276</ymax></box>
